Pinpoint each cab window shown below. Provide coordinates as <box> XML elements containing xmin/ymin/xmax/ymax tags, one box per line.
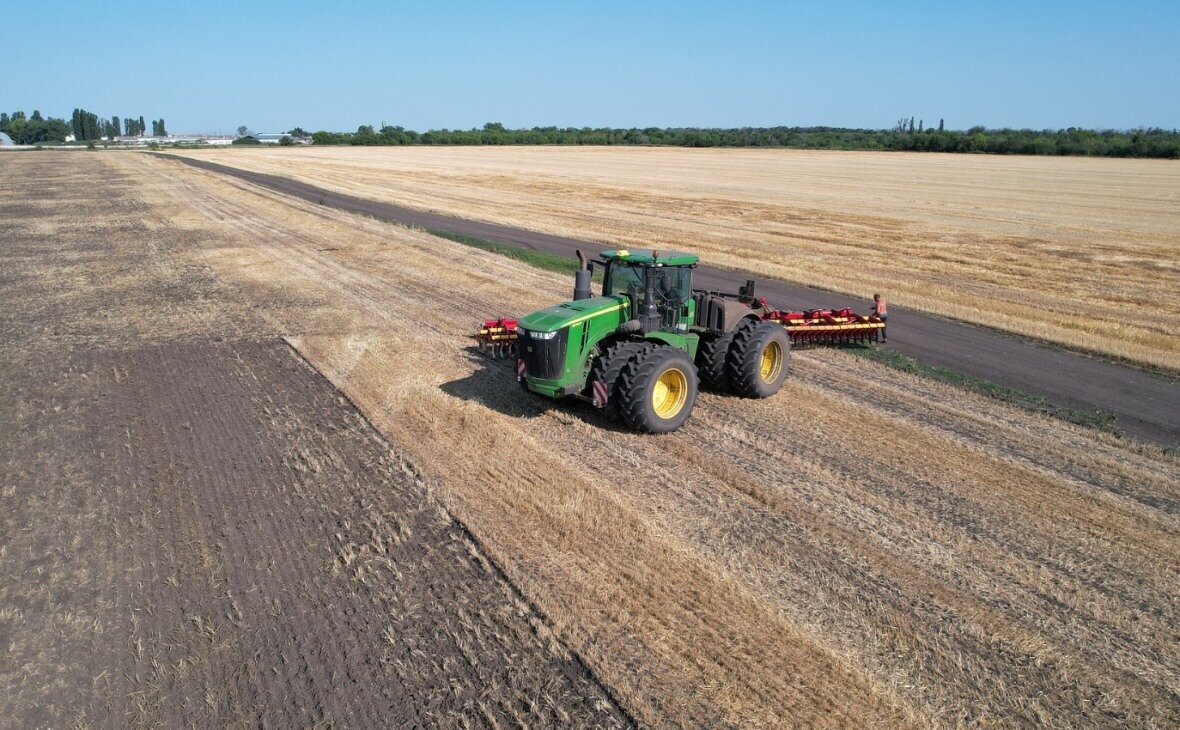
<box><xmin>606</xmin><ymin>264</ymin><xmax>645</xmax><ymax>298</ymax></box>
<box><xmin>651</xmin><ymin>267</ymin><xmax>691</xmax><ymax>303</ymax></box>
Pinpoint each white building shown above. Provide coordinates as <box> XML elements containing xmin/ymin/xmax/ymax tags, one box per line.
<box><xmin>252</xmin><ymin>133</ymin><xmax>312</xmax><ymax>144</ymax></box>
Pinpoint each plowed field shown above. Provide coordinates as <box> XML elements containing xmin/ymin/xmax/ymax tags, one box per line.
<box><xmin>3</xmin><ymin>151</ymin><xmax>1178</xmax><ymax>727</ymax></box>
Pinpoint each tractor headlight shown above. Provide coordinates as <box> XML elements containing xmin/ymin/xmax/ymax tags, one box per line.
<box><xmin>530</xmin><ymin>330</ymin><xmax>557</xmax><ymax>340</ymax></box>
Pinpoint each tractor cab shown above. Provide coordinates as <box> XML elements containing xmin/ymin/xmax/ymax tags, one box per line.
<box><xmin>598</xmin><ymin>249</ymin><xmax>699</xmax><ymax>334</ymax></box>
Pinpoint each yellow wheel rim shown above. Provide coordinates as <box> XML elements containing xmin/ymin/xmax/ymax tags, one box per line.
<box><xmin>760</xmin><ymin>341</ymin><xmax>783</xmax><ymax>383</ymax></box>
<box><xmin>652</xmin><ymin>367</ymin><xmax>689</xmax><ymax>419</ymax></box>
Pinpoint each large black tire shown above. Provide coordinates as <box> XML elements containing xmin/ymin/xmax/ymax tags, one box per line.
<box><xmin>696</xmin><ymin>330</ymin><xmax>738</xmax><ymax>392</ymax></box>
<box><xmin>727</xmin><ymin>320</ymin><xmax>791</xmax><ymax>398</ymax></box>
<box><xmin>617</xmin><ymin>346</ymin><xmax>699</xmax><ymax>434</ymax></box>
<box><xmin>588</xmin><ymin>340</ymin><xmax>654</xmax><ymax>419</ymax></box>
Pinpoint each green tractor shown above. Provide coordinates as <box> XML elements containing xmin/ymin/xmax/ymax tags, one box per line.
<box><xmin>509</xmin><ymin>248</ymin><xmax>791</xmax><ymax>433</ymax></box>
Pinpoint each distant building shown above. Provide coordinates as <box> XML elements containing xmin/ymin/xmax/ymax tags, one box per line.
<box><xmin>110</xmin><ymin>134</ymin><xmax>235</xmax><ymax>146</ymax></box>
<box><xmin>0</xmin><ymin>132</ymin><xmax>14</xmax><ymax>146</ymax></box>
<box><xmin>252</xmin><ymin>133</ymin><xmax>311</xmax><ymax>145</ymax></box>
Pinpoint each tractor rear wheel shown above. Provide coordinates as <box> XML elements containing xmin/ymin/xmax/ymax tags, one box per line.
<box><xmin>696</xmin><ymin>330</ymin><xmax>738</xmax><ymax>392</ymax></box>
<box><xmin>589</xmin><ymin>340</ymin><xmax>653</xmax><ymax>419</ymax></box>
<box><xmin>617</xmin><ymin>346</ymin><xmax>699</xmax><ymax>433</ymax></box>
<box><xmin>727</xmin><ymin>320</ymin><xmax>791</xmax><ymax>398</ymax></box>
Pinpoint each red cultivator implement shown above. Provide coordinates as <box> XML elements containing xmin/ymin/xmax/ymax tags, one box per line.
<box><xmin>762</xmin><ymin>307</ymin><xmax>884</xmax><ymax>346</ymax></box>
<box><xmin>477</xmin><ymin>318</ymin><xmax>519</xmax><ymax>357</ymax></box>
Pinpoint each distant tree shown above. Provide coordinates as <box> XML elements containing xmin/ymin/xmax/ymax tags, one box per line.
<box><xmin>156</xmin><ymin>118</ymin><xmax>166</xmax><ymax>136</ymax></box>
<box><xmin>71</xmin><ymin>108</ymin><xmax>102</xmax><ymax>141</ymax></box>
<box><xmin>138</xmin><ymin>116</ymin><xmax>145</xmax><ymax>134</ymax></box>
<box><xmin>918</xmin><ymin>119</ymin><xmax>923</xmax><ymax>132</ymax></box>
<box><xmin>231</xmin><ymin>135</ymin><xmax>260</xmax><ymax>145</ymax></box>
<box><xmin>111</xmin><ymin>116</ymin><xmax>120</xmax><ymax>137</ymax></box>
<box><xmin>908</xmin><ymin>117</ymin><xmax>915</xmax><ymax>134</ymax></box>
<box><xmin>237</xmin><ymin>125</ymin><xmax>249</xmax><ymax>137</ymax></box>
<box><xmin>279</xmin><ymin>135</ymin><xmax>294</xmax><ymax>146</ymax></box>
<box><xmin>0</xmin><ymin>112</ymin><xmax>8</xmax><ymax>128</ymax></box>
<box><xmin>246</xmin><ymin>120</ymin><xmax>1180</xmax><ymax>159</ymax></box>
<box><xmin>151</xmin><ymin>119</ymin><xmax>158</xmax><ymax>136</ymax></box>
<box><xmin>352</xmin><ymin>125</ymin><xmax>378</xmax><ymax>145</ymax></box>
<box><xmin>125</xmin><ymin>116</ymin><xmax>138</xmax><ymax>135</ymax></box>
<box><xmin>31</xmin><ymin>110</ymin><xmax>43</xmax><ymax>122</ymax></box>
<box><xmin>288</xmin><ymin>127</ymin><xmax>308</xmax><ymax>137</ymax></box>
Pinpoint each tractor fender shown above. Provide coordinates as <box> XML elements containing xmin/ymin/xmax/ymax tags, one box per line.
<box><xmin>642</xmin><ymin>331</ymin><xmax>701</xmax><ymax>359</ymax></box>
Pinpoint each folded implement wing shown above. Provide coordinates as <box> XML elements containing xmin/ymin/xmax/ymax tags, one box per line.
<box><xmin>762</xmin><ymin>307</ymin><xmax>885</xmax><ymax>346</ymax></box>
<box><xmin>476</xmin><ymin>318</ymin><xmax>519</xmax><ymax>357</ymax></box>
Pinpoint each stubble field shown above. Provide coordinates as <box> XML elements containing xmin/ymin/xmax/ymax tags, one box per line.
<box><xmin>2</xmin><ymin>151</ymin><xmax>1178</xmax><ymax>727</ymax></box>
<box><xmin>174</xmin><ymin>146</ymin><xmax>1180</xmax><ymax>372</ymax></box>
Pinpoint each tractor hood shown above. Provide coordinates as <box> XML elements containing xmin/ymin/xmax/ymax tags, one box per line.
<box><xmin>519</xmin><ymin>295</ymin><xmax>628</xmax><ymax>333</ymax></box>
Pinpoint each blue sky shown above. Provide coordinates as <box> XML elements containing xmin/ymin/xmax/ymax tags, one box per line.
<box><xmin>3</xmin><ymin>1</ymin><xmax>1177</xmax><ymax>133</ymax></box>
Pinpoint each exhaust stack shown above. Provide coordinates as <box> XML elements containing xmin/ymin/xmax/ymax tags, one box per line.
<box><xmin>573</xmin><ymin>249</ymin><xmax>592</xmax><ymax>301</ymax></box>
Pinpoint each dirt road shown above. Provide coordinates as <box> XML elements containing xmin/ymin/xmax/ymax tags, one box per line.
<box><xmin>164</xmin><ymin>154</ymin><xmax>1180</xmax><ymax>447</ymax></box>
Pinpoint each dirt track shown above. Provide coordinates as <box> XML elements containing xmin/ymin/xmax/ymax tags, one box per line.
<box><xmin>164</xmin><ymin>154</ymin><xmax>1180</xmax><ymax>447</ymax></box>
<box><xmin>3</xmin><ymin>152</ymin><xmax>1179</xmax><ymax>727</ymax></box>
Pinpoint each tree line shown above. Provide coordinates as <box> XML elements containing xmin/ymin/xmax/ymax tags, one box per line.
<box><xmin>307</xmin><ymin>121</ymin><xmax>1180</xmax><ymax>158</ymax></box>
<box><xmin>1</xmin><ymin>108</ymin><xmax>167</xmax><ymax>144</ymax></box>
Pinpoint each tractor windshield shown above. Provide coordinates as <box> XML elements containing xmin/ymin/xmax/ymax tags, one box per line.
<box><xmin>605</xmin><ymin>264</ymin><xmax>645</xmax><ymax>299</ymax></box>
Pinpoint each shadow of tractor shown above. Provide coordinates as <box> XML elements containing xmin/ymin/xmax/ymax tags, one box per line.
<box><xmin>439</xmin><ymin>346</ymin><xmax>632</xmax><ymax>433</ymax></box>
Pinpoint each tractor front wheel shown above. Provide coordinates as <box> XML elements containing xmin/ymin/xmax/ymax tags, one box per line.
<box><xmin>589</xmin><ymin>340</ymin><xmax>654</xmax><ymax>419</ymax></box>
<box><xmin>727</xmin><ymin>321</ymin><xmax>791</xmax><ymax>398</ymax></box>
<box><xmin>617</xmin><ymin>346</ymin><xmax>699</xmax><ymax>433</ymax></box>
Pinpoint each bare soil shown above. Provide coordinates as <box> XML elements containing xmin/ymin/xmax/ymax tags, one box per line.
<box><xmin>0</xmin><ymin>153</ymin><xmax>627</xmax><ymax>728</ymax></box>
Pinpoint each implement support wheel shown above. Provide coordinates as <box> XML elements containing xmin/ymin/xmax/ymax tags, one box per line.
<box><xmin>617</xmin><ymin>346</ymin><xmax>699</xmax><ymax>433</ymax></box>
<box><xmin>727</xmin><ymin>321</ymin><xmax>791</xmax><ymax>398</ymax></box>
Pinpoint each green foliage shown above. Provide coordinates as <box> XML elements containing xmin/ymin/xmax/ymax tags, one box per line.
<box><xmin>123</xmin><ymin>116</ymin><xmax>147</xmax><ymax>135</ymax></box>
<box><xmin>231</xmin><ymin>135</ymin><xmax>261</xmax><ymax>145</ymax></box>
<box><xmin>278</xmin><ymin>135</ymin><xmax>294</xmax><ymax>146</ymax></box>
<box><xmin>426</xmin><ymin>229</ymin><xmax>601</xmax><ymax>280</ymax></box>
<box><xmin>71</xmin><ymin>108</ymin><xmax>103</xmax><ymax>141</ymax></box>
<box><xmin>303</xmin><ymin>121</ymin><xmax>1180</xmax><ymax>158</ymax></box>
<box><xmin>848</xmin><ymin>346</ymin><xmax>1121</xmax><ymax>433</ymax></box>
<box><xmin>2</xmin><ymin>110</ymin><xmax>71</xmax><ymax>143</ymax></box>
